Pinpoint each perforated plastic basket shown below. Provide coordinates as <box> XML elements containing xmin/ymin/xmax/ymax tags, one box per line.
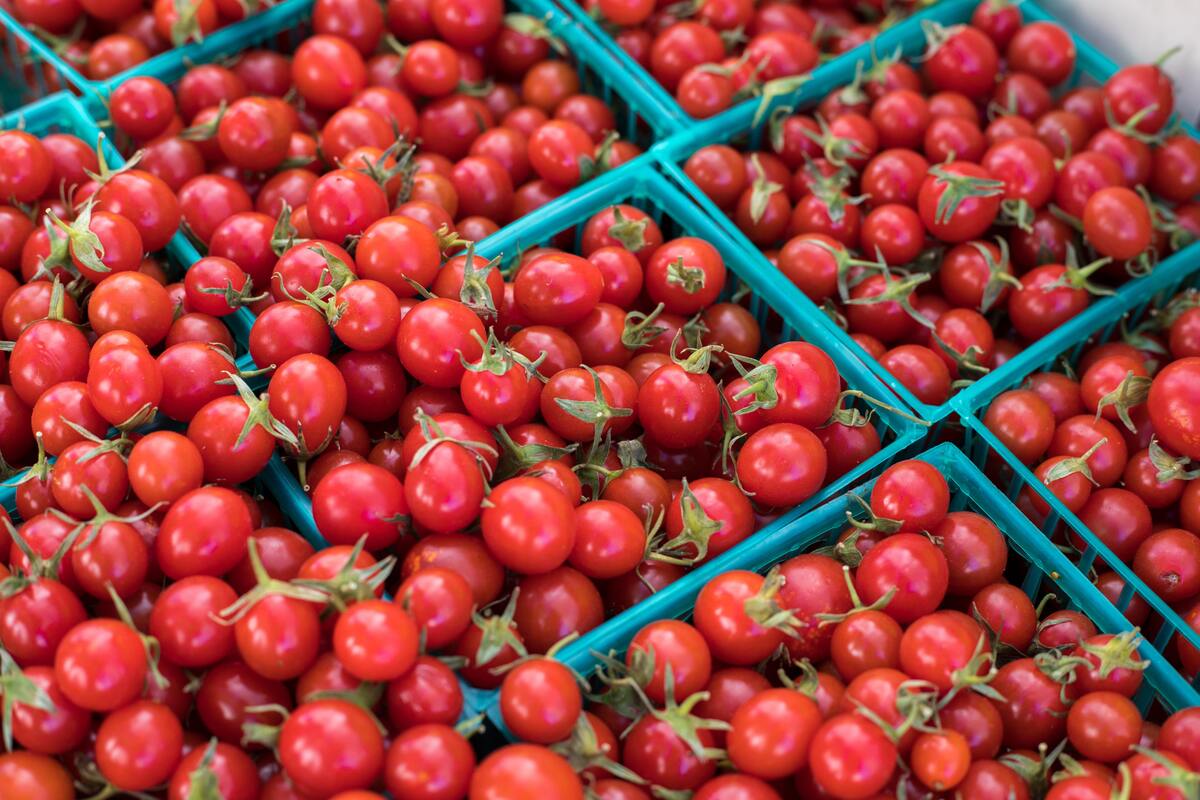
<box><xmin>483</xmin><ymin>442</ymin><xmax>1199</xmax><ymax>736</ymax></box>
<box><xmin>654</xmin><ymin>0</ymin><xmax>1200</xmax><ymax>424</ymax></box>
<box><xmin>0</xmin><ymin>93</ymin><xmax>257</xmax><ymax>509</ymax></box>
<box><xmin>956</xmin><ymin>277</ymin><xmax>1200</xmax><ymax>692</ymax></box>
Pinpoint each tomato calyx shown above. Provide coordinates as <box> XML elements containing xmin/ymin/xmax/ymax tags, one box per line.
<box><xmin>752</xmin><ymin>74</ymin><xmax>811</xmax><ymax>128</ymax></box>
<box><xmin>75</xmin><ymin>752</ymin><xmax>161</xmax><ymax>800</ymax></box>
<box><xmin>181</xmin><ymin>739</ymin><xmax>224</xmax><ymax>800</ymax></box>
<box><xmin>217</xmin><ymin>538</ymin><xmax>332</xmax><ymax>625</ymax></box>
<box><xmin>1094</xmin><ymin>369</ymin><xmax>1152</xmax><ymax>432</ymax></box>
<box><xmin>457</xmin><ymin>245</ymin><xmax>502</xmax><ymax>320</ymax></box>
<box><xmin>815</xmin><ymin>564</ymin><xmax>897</xmax><ymax>627</ymax></box>
<box><xmin>200</xmin><ymin>274</ymin><xmax>270</xmax><ymax>313</ymax></box>
<box><xmin>0</xmin><ymin>648</ymin><xmax>56</xmax><ymax>752</ymax></box>
<box><xmin>239</xmin><ymin>702</ymin><xmax>292</xmax><ymax>751</ymax></box>
<box><xmin>45</xmin><ymin>199</ymin><xmax>106</xmax><ymax>277</ymax></box>
<box><xmin>969</xmin><ymin>237</ymin><xmax>1020</xmax><ymax>314</ymax></box>
<box><xmin>927</xmin><ymin>164</ymin><xmax>1006</xmax><ymax>227</ymax></box>
<box><xmin>842</xmin><ymin>492</ymin><xmax>903</xmax><ymax>535</ymax></box>
<box><xmin>1042</xmin><ymin>436</ymin><xmax>1107</xmax><ymax>487</ymax></box>
<box><xmin>1103</xmin><ymin>98</ymin><xmax>1171</xmax><ymax>147</ymax></box>
<box><xmin>919</xmin><ymin>21</ymin><xmax>964</xmax><ymax>61</ymax></box>
<box><xmin>494</xmin><ymin>424</ymin><xmax>576</xmax><ymax>481</ymax></box>
<box><xmin>106</xmin><ymin>583</ymin><xmax>170</xmax><ymax>692</ymax></box>
<box><xmin>606</xmin><ymin>206</ymin><xmax>653</xmax><ymax>253</ymax></box>
<box><xmin>411</xmin><ymin>410</ymin><xmax>499</xmax><ymax>485</ymax></box>
<box><xmin>306</xmin><ymin>682</ymin><xmax>389</xmax><ymax>734</ymax></box>
<box><xmin>553</xmin><ymin>366</ymin><xmax>635</xmax><ymax>445</ymax></box>
<box><xmin>845</xmin><ymin>267</ymin><xmax>932</xmax><ymax>325</ymax></box>
<box><xmin>851</xmin><ymin>678</ymin><xmax>940</xmax><ymax>745</ymax></box>
<box><xmin>0</xmin><ymin>515</ymin><xmax>80</xmax><ymax>596</ymax></box>
<box><xmin>270</xmin><ymin>202</ymin><xmax>303</xmax><ymax>256</ymax></box>
<box><xmin>729</xmin><ymin>353</ymin><xmax>778</xmax><ymax>415</ymax></box>
<box><xmin>552</xmin><ymin>714</ymin><xmax>647</xmax><ymax>786</ymax></box>
<box><xmin>741</xmin><ymin>565</ymin><xmax>803</xmax><ymax>637</ymax></box>
<box><xmin>579</xmin><ymin>131</ymin><xmax>623</xmax><ymax>184</ymax></box>
<box><xmin>468</xmin><ymin>590</ymin><xmax>528</xmax><ymax>673</ymax></box>
<box><xmin>811</xmin><ymin>527</ymin><xmax>868</xmax><ymax>567</ymax></box>
<box><xmin>1148</xmin><ymin>437</ymin><xmax>1200</xmax><ymax>483</ymax></box>
<box><xmin>944</xmin><ymin>627</ymin><xmax>1004</xmax><ymax>703</ymax></box>
<box><xmin>50</xmin><ymin>485</ymin><xmax>163</xmax><ymax>550</ymax></box>
<box><xmin>650</xmin><ymin>478</ymin><xmax>723</xmax><ymax>566</ymax></box>
<box><xmin>1129</xmin><ymin>745</ymin><xmax>1200</xmax><ymax>797</ymax></box>
<box><xmin>166</xmin><ymin>0</ymin><xmax>210</xmax><ymax>46</ymax></box>
<box><xmin>747</xmin><ymin>154</ymin><xmax>784</xmax><ymax>224</ymax></box>
<box><xmin>622</xmin><ymin>302</ymin><xmax>669</xmax><ymax>350</ymax></box>
<box><xmin>83</xmin><ymin>133</ymin><xmax>141</xmax><ymax>187</ymax></box>
<box><xmin>1072</xmin><ymin>629</ymin><xmax>1151</xmax><ymax>681</ymax></box>
<box><xmin>503</xmin><ymin>13</ymin><xmax>567</xmax><ymax>56</ymax></box>
<box><xmin>642</xmin><ymin>671</ymin><xmax>731</xmax><ymax>763</ymax></box>
<box><xmin>1000</xmin><ymin>738</ymin><xmax>1071</xmax><ymax>799</ymax></box>
<box><xmin>588</xmin><ymin>655</ymin><xmax>650</xmax><ymax>737</ymax></box>
<box><xmin>219</xmin><ymin>370</ymin><xmax>302</xmax><ymax>453</ymax></box>
<box><xmin>6</xmin><ymin>432</ymin><xmax>51</xmax><ymax>488</ymax></box>
<box><xmin>1045</xmin><ymin>252</ymin><xmax>1117</xmax><ymax>298</ymax></box>
<box><xmin>305</xmin><ymin>244</ymin><xmax>357</xmax><ymax>293</ymax></box>
<box><xmin>180</xmin><ymin>102</ymin><xmax>226</xmax><ymax>144</ymax></box>
<box><xmin>997</xmin><ymin>197</ymin><xmax>1036</xmax><ymax>233</ymax></box>
<box><xmin>462</xmin><ymin>328</ymin><xmax>524</xmax><ymax>376</ymax></box>
<box><xmin>347</xmin><ymin>136</ymin><xmax>419</xmax><ymax>199</ymax></box>
<box><xmin>296</xmin><ymin>536</ymin><xmax>396</xmax><ymax>612</ymax></box>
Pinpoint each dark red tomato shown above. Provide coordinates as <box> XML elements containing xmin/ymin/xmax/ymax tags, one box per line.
<box><xmin>156</xmin><ymin>486</ymin><xmax>253</xmax><ymax>579</ymax></box>
<box><xmin>1105</xmin><ymin>60</ymin><xmax>1175</xmax><ymax>135</ymax></box>
<box><xmin>470</xmin><ymin>745</ymin><xmax>582</xmax><ymax>800</ymax></box>
<box><xmin>935</xmin><ymin>510</ymin><xmax>1008</xmax><ymax>596</ymax></box>
<box><xmin>991</xmin><ymin>657</ymin><xmax>1070</xmax><ymax>749</ymax></box>
<box><xmin>922</xmin><ymin>25</ymin><xmax>1000</xmax><ymax>100</ymax></box>
<box><xmin>856</xmin><ymin>533</ymin><xmax>949</xmax><ymax>625</ymax></box>
<box><xmin>1054</xmin><ymin>151</ymin><xmax>1124</xmax><ymax>218</ymax></box>
<box><xmin>95</xmin><ymin>700</ymin><xmax>183</xmax><ymax>791</ymax></box>
<box><xmin>1150</xmin><ymin>358</ymin><xmax>1200</xmax><ymax>459</ymax></box>
<box><xmin>736</xmin><ymin>423</ymin><xmax>826</xmax><ymax>507</ymax></box>
<box><xmin>1082</xmin><ymin>186</ymin><xmax>1152</xmax><ymax>261</ymax></box>
<box><xmin>808</xmin><ymin>713</ymin><xmax>897</xmax><ymax>798</ymax></box>
<box><xmin>292</xmin><ymin>35</ymin><xmax>367</xmax><ymax>110</ymax></box>
<box><xmin>1008</xmin><ymin>264</ymin><xmax>1092</xmax><ymax>341</ymax></box>
<box><xmin>278</xmin><ymin>699</ymin><xmax>384</xmax><ymax>796</ymax></box>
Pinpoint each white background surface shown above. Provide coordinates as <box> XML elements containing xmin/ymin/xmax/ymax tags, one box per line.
<box><xmin>1045</xmin><ymin>0</ymin><xmax>1200</xmax><ymax>123</ymax></box>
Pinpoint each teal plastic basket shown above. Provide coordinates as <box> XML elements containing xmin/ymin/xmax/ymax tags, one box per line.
<box><xmin>0</xmin><ymin>93</ymin><xmax>258</xmax><ymax>509</ymax></box>
<box><xmin>477</xmin><ymin>443</ymin><xmax>1198</xmax><ymax>739</ymax></box>
<box><xmin>259</xmin><ymin>157</ymin><xmax>927</xmax><ymax>720</ymax></box>
<box><xmin>528</xmin><ymin>0</ymin><xmax>957</xmax><ymax>139</ymax></box>
<box><xmin>655</xmin><ymin>0</ymin><xmax>1200</xmax><ymax>424</ymax></box>
<box><xmin>956</xmin><ymin>280</ymin><xmax>1200</xmax><ymax>689</ymax></box>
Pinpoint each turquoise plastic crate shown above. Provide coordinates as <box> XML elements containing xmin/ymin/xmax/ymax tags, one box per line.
<box><xmin>655</xmin><ymin>0</ymin><xmax>1200</xmax><ymax>424</ymax></box>
<box><xmin>956</xmin><ymin>285</ymin><xmax>1200</xmax><ymax>688</ymax></box>
<box><xmin>481</xmin><ymin>443</ymin><xmax>1198</xmax><ymax>737</ymax></box>
<box><xmin>260</xmin><ymin>158</ymin><xmax>927</xmax><ymax>720</ymax></box>
<box><xmin>529</xmin><ymin>0</ymin><xmax>955</xmax><ymax>139</ymax></box>
<box><xmin>0</xmin><ymin>93</ymin><xmax>258</xmax><ymax>509</ymax></box>
<box><xmin>0</xmin><ymin>0</ymin><xmax>314</xmax><ymax>111</ymax></box>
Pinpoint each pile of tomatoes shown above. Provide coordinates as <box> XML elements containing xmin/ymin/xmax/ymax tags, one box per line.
<box><xmin>4</xmin><ymin>0</ymin><xmax>280</xmax><ymax>83</ymax></box>
<box><xmin>95</xmin><ymin>0</ymin><xmax>642</xmax><ymax>266</ymax></box>
<box><xmin>983</xmin><ymin>286</ymin><xmax>1200</xmax><ymax>686</ymax></box>
<box><xmin>0</xmin><ymin>88</ymin><xmax>896</xmax><ymax>799</ymax></box>
<box><xmin>684</xmin><ymin>4</ymin><xmax>1200</xmax><ymax>407</ymax></box>
<box><xmin>478</xmin><ymin>459</ymin><xmax>1200</xmax><ymax>800</ymax></box>
<box><xmin>0</xmin><ymin>0</ymin><xmax>1199</xmax><ymax>797</ymax></box>
<box><xmin>580</xmin><ymin>0</ymin><xmax>921</xmax><ymax>119</ymax></box>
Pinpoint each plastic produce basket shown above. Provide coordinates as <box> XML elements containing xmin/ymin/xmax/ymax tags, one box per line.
<box><xmin>261</xmin><ymin>158</ymin><xmax>928</xmax><ymax>719</ymax></box>
<box><xmin>654</xmin><ymin>0</ymin><xmax>1200</xmax><ymax>424</ymax></box>
<box><xmin>528</xmin><ymin>0</ymin><xmax>954</xmax><ymax>138</ymax></box>
<box><xmin>483</xmin><ymin>442</ymin><xmax>1199</xmax><ymax>738</ymax></box>
<box><xmin>957</xmin><ymin>277</ymin><xmax>1200</xmax><ymax>692</ymax></box>
<box><xmin>0</xmin><ymin>92</ymin><xmax>259</xmax><ymax>508</ymax></box>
